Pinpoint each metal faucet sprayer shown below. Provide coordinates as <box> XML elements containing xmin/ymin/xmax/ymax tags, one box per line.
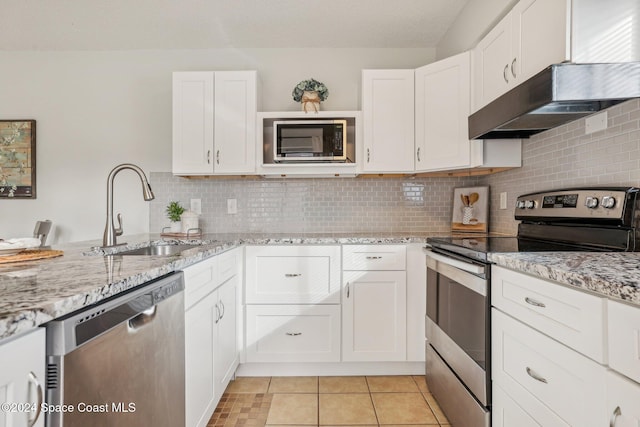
<box><xmin>103</xmin><ymin>163</ymin><xmax>155</xmax><ymax>248</ymax></box>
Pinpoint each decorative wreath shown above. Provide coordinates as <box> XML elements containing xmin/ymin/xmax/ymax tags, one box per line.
<box><xmin>292</xmin><ymin>78</ymin><xmax>329</xmax><ymax>102</ymax></box>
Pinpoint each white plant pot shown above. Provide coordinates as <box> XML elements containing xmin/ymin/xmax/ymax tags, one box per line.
<box><xmin>170</xmin><ymin>221</ymin><xmax>182</xmax><ymax>233</ymax></box>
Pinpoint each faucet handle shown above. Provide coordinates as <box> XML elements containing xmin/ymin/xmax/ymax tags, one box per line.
<box><xmin>115</xmin><ymin>213</ymin><xmax>123</xmax><ymax>236</ymax></box>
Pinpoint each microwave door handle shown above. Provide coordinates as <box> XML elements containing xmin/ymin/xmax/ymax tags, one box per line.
<box><xmin>425</xmin><ymin>250</ymin><xmax>485</xmax><ymax>275</ymax></box>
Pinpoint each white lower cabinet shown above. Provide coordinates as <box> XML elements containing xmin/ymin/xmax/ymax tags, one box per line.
<box><xmin>607</xmin><ymin>370</ymin><xmax>640</xmax><ymax>427</ymax></box>
<box><xmin>491</xmin><ymin>265</ymin><xmax>640</xmax><ymax>427</ymax></box>
<box><xmin>0</xmin><ymin>328</ymin><xmax>45</xmax><ymax>427</ymax></box>
<box><xmin>492</xmin><ymin>308</ymin><xmax>607</xmax><ymax>426</ymax></box>
<box><xmin>342</xmin><ymin>271</ymin><xmax>407</xmax><ymax>361</ymax></box>
<box><xmin>245</xmin><ymin>304</ymin><xmax>340</xmax><ymax>362</ymax></box>
<box><xmin>184</xmin><ymin>250</ymin><xmax>239</xmax><ymax>427</ymax></box>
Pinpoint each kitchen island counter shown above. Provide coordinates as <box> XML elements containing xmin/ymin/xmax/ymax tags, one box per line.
<box><xmin>489</xmin><ymin>252</ymin><xmax>640</xmax><ymax>307</ymax></box>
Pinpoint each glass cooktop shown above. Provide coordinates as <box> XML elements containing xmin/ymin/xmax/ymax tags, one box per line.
<box><xmin>427</xmin><ymin>235</ymin><xmax>606</xmax><ymax>263</ymax></box>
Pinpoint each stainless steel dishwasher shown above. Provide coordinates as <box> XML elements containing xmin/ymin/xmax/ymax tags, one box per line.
<box><xmin>45</xmin><ymin>272</ymin><xmax>185</xmax><ymax>427</ymax></box>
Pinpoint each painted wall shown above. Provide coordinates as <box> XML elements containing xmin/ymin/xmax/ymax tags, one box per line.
<box><xmin>0</xmin><ymin>48</ymin><xmax>435</xmax><ymax>243</ymax></box>
<box><xmin>435</xmin><ymin>0</ymin><xmax>517</xmax><ymax>59</ymax></box>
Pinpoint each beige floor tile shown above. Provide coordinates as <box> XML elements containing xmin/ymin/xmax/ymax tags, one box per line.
<box><xmin>412</xmin><ymin>375</ymin><xmax>430</xmax><ymax>393</ymax></box>
<box><xmin>269</xmin><ymin>376</ymin><xmax>319</xmax><ymax>393</ymax></box>
<box><xmin>366</xmin><ymin>375</ymin><xmax>420</xmax><ymax>392</ymax></box>
<box><xmin>319</xmin><ymin>376</ymin><xmax>369</xmax><ymax>393</ymax></box>
<box><xmin>423</xmin><ymin>392</ymin><xmax>450</xmax><ymax>425</ymax></box>
<box><xmin>371</xmin><ymin>392</ymin><xmax>438</xmax><ymax>425</ymax></box>
<box><xmin>319</xmin><ymin>393</ymin><xmax>377</xmax><ymax>425</ymax></box>
<box><xmin>225</xmin><ymin>376</ymin><xmax>271</xmax><ymax>393</ymax></box>
<box><xmin>266</xmin><ymin>393</ymin><xmax>318</xmax><ymax>425</ymax></box>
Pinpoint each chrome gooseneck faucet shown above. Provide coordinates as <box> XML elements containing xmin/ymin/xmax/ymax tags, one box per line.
<box><xmin>103</xmin><ymin>163</ymin><xmax>155</xmax><ymax>248</ymax></box>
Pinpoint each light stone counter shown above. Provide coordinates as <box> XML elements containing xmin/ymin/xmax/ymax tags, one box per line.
<box><xmin>489</xmin><ymin>252</ymin><xmax>640</xmax><ymax>307</ymax></box>
<box><xmin>0</xmin><ymin>232</ymin><xmax>434</xmax><ymax>342</ymax></box>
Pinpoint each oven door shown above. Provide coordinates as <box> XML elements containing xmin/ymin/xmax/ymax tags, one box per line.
<box><xmin>425</xmin><ymin>249</ymin><xmax>490</xmax><ymax>406</ymax></box>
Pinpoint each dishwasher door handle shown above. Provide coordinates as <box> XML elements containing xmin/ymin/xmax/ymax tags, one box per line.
<box><xmin>425</xmin><ymin>250</ymin><xmax>485</xmax><ymax>275</ymax></box>
<box><xmin>128</xmin><ymin>306</ymin><xmax>157</xmax><ymax>331</ymax></box>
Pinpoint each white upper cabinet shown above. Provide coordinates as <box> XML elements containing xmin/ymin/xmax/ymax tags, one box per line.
<box><xmin>173</xmin><ymin>72</ymin><xmax>215</xmax><ymax>175</ymax></box>
<box><xmin>173</xmin><ymin>70</ymin><xmax>257</xmax><ymax>175</ymax></box>
<box><xmin>361</xmin><ymin>69</ymin><xmax>415</xmax><ymax>173</ymax></box>
<box><xmin>472</xmin><ymin>0</ymin><xmax>569</xmax><ymax>111</ymax></box>
<box><xmin>415</xmin><ymin>52</ymin><xmax>472</xmax><ymax>172</ymax></box>
<box><xmin>214</xmin><ymin>71</ymin><xmax>257</xmax><ymax>174</ymax></box>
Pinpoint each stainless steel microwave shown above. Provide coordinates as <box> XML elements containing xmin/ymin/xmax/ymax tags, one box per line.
<box><xmin>273</xmin><ymin>119</ymin><xmax>347</xmax><ymax>162</ymax></box>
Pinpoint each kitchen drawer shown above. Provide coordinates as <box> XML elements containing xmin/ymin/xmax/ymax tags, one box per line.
<box><xmin>245</xmin><ymin>304</ymin><xmax>340</xmax><ymax>362</ymax></box>
<box><xmin>492</xmin><ymin>383</ymin><xmax>569</xmax><ymax>427</ymax></box>
<box><xmin>491</xmin><ymin>265</ymin><xmax>606</xmax><ymax>362</ymax></box>
<box><xmin>608</xmin><ymin>299</ymin><xmax>640</xmax><ymax>383</ymax></box>
<box><xmin>216</xmin><ymin>248</ymin><xmax>239</xmax><ymax>285</ymax></box>
<box><xmin>606</xmin><ymin>370</ymin><xmax>640</xmax><ymax>427</ymax></box>
<box><xmin>492</xmin><ymin>309</ymin><xmax>607</xmax><ymax>427</ymax></box>
<box><xmin>343</xmin><ymin>244</ymin><xmax>406</xmax><ymax>270</ymax></box>
<box><xmin>245</xmin><ymin>245</ymin><xmax>341</xmax><ymax>304</ymax></box>
<box><xmin>183</xmin><ymin>257</ymin><xmax>217</xmax><ymax>310</ymax></box>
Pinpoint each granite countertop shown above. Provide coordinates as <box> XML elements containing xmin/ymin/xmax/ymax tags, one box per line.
<box><xmin>0</xmin><ymin>232</ymin><xmax>434</xmax><ymax>343</ymax></box>
<box><xmin>489</xmin><ymin>252</ymin><xmax>640</xmax><ymax>307</ymax></box>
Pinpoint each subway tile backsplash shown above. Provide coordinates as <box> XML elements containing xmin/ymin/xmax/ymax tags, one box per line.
<box><xmin>149</xmin><ymin>174</ymin><xmax>476</xmax><ymax>235</ymax></box>
<box><xmin>483</xmin><ymin>99</ymin><xmax>640</xmax><ymax>235</ymax></box>
<box><xmin>150</xmin><ymin>99</ymin><xmax>639</xmax><ymax>237</ymax></box>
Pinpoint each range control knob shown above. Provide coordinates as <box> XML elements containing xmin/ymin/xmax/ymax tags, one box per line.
<box><xmin>516</xmin><ymin>200</ymin><xmax>526</xmax><ymax>209</ymax></box>
<box><xmin>524</xmin><ymin>200</ymin><xmax>535</xmax><ymax>209</ymax></box>
<box><xmin>601</xmin><ymin>196</ymin><xmax>616</xmax><ymax>209</ymax></box>
<box><xmin>585</xmin><ymin>196</ymin><xmax>599</xmax><ymax>209</ymax></box>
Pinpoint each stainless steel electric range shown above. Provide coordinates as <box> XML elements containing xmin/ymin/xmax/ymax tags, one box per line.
<box><xmin>424</xmin><ymin>187</ymin><xmax>640</xmax><ymax>427</ymax></box>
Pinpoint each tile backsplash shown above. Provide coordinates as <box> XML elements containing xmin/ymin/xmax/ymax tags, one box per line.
<box><xmin>150</xmin><ymin>99</ymin><xmax>639</xmax><ymax>237</ymax></box>
<box><xmin>149</xmin><ymin>174</ymin><xmax>476</xmax><ymax>235</ymax></box>
<box><xmin>483</xmin><ymin>99</ymin><xmax>640</xmax><ymax>235</ymax></box>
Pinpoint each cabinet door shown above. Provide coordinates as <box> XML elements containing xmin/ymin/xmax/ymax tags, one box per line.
<box><xmin>172</xmin><ymin>71</ymin><xmax>215</xmax><ymax>175</ymax></box>
<box><xmin>607</xmin><ymin>370</ymin><xmax>640</xmax><ymax>427</ymax></box>
<box><xmin>512</xmin><ymin>0</ymin><xmax>569</xmax><ymax>83</ymax></box>
<box><xmin>415</xmin><ymin>52</ymin><xmax>472</xmax><ymax>172</ymax></box>
<box><xmin>0</xmin><ymin>329</ymin><xmax>45</xmax><ymax>427</ymax></box>
<box><xmin>361</xmin><ymin>70</ymin><xmax>415</xmax><ymax>172</ymax></box>
<box><xmin>472</xmin><ymin>14</ymin><xmax>512</xmax><ymax>112</ymax></box>
<box><xmin>213</xmin><ymin>71</ymin><xmax>257</xmax><ymax>174</ymax></box>
<box><xmin>608</xmin><ymin>299</ymin><xmax>640</xmax><ymax>383</ymax></box>
<box><xmin>214</xmin><ymin>276</ymin><xmax>239</xmax><ymax>403</ymax></box>
<box><xmin>185</xmin><ymin>291</ymin><xmax>217</xmax><ymax>427</ymax></box>
<box><xmin>342</xmin><ymin>271</ymin><xmax>407</xmax><ymax>361</ymax></box>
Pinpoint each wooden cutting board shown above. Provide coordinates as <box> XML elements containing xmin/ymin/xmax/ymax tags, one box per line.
<box><xmin>0</xmin><ymin>249</ymin><xmax>64</xmax><ymax>264</ymax></box>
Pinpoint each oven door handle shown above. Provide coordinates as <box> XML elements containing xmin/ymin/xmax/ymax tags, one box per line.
<box><xmin>425</xmin><ymin>250</ymin><xmax>485</xmax><ymax>275</ymax></box>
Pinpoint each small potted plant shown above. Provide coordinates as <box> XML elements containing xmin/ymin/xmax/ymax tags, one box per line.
<box><xmin>292</xmin><ymin>78</ymin><xmax>329</xmax><ymax>113</ymax></box>
<box><xmin>166</xmin><ymin>201</ymin><xmax>185</xmax><ymax>233</ymax></box>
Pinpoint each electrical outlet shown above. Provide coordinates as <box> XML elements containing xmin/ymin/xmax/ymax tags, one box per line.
<box><xmin>585</xmin><ymin>111</ymin><xmax>608</xmax><ymax>134</ymax></box>
<box><xmin>190</xmin><ymin>198</ymin><xmax>202</xmax><ymax>215</ymax></box>
<box><xmin>500</xmin><ymin>192</ymin><xmax>508</xmax><ymax>210</ymax></box>
<box><xmin>227</xmin><ymin>199</ymin><xmax>237</xmax><ymax>214</ymax></box>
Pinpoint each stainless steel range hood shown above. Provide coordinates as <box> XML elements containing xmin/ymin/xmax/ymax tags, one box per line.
<box><xmin>469</xmin><ymin>62</ymin><xmax>640</xmax><ymax>139</ymax></box>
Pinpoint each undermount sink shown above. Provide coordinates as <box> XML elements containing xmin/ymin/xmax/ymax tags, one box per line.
<box><xmin>117</xmin><ymin>244</ymin><xmax>201</xmax><ymax>256</ymax></box>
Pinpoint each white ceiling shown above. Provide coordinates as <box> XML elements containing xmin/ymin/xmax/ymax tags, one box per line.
<box><xmin>1</xmin><ymin>0</ymin><xmax>469</xmax><ymax>50</ymax></box>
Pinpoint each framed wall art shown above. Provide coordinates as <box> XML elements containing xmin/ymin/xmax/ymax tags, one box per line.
<box><xmin>451</xmin><ymin>186</ymin><xmax>489</xmax><ymax>232</ymax></box>
<box><xmin>0</xmin><ymin>120</ymin><xmax>36</xmax><ymax>198</ymax></box>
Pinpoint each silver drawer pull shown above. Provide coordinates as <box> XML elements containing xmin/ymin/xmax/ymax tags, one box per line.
<box><xmin>526</xmin><ymin>367</ymin><xmax>548</xmax><ymax>384</ymax></box>
<box><xmin>286</xmin><ymin>332</ymin><xmax>302</xmax><ymax>336</ymax></box>
<box><xmin>285</xmin><ymin>273</ymin><xmax>302</xmax><ymax>277</ymax></box>
<box><xmin>525</xmin><ymin>297</ymin><xmax>546</xmax><ymax>308</ymax></box>
<box><xmin>365</xmin><ymin>256</ymin><xmax>382</xmax><ymax>260</ymax></box>
<box><xmin>610</xmin><ymin>406</ymin><xmax>621</xmax><ymax>427</ymax></box>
